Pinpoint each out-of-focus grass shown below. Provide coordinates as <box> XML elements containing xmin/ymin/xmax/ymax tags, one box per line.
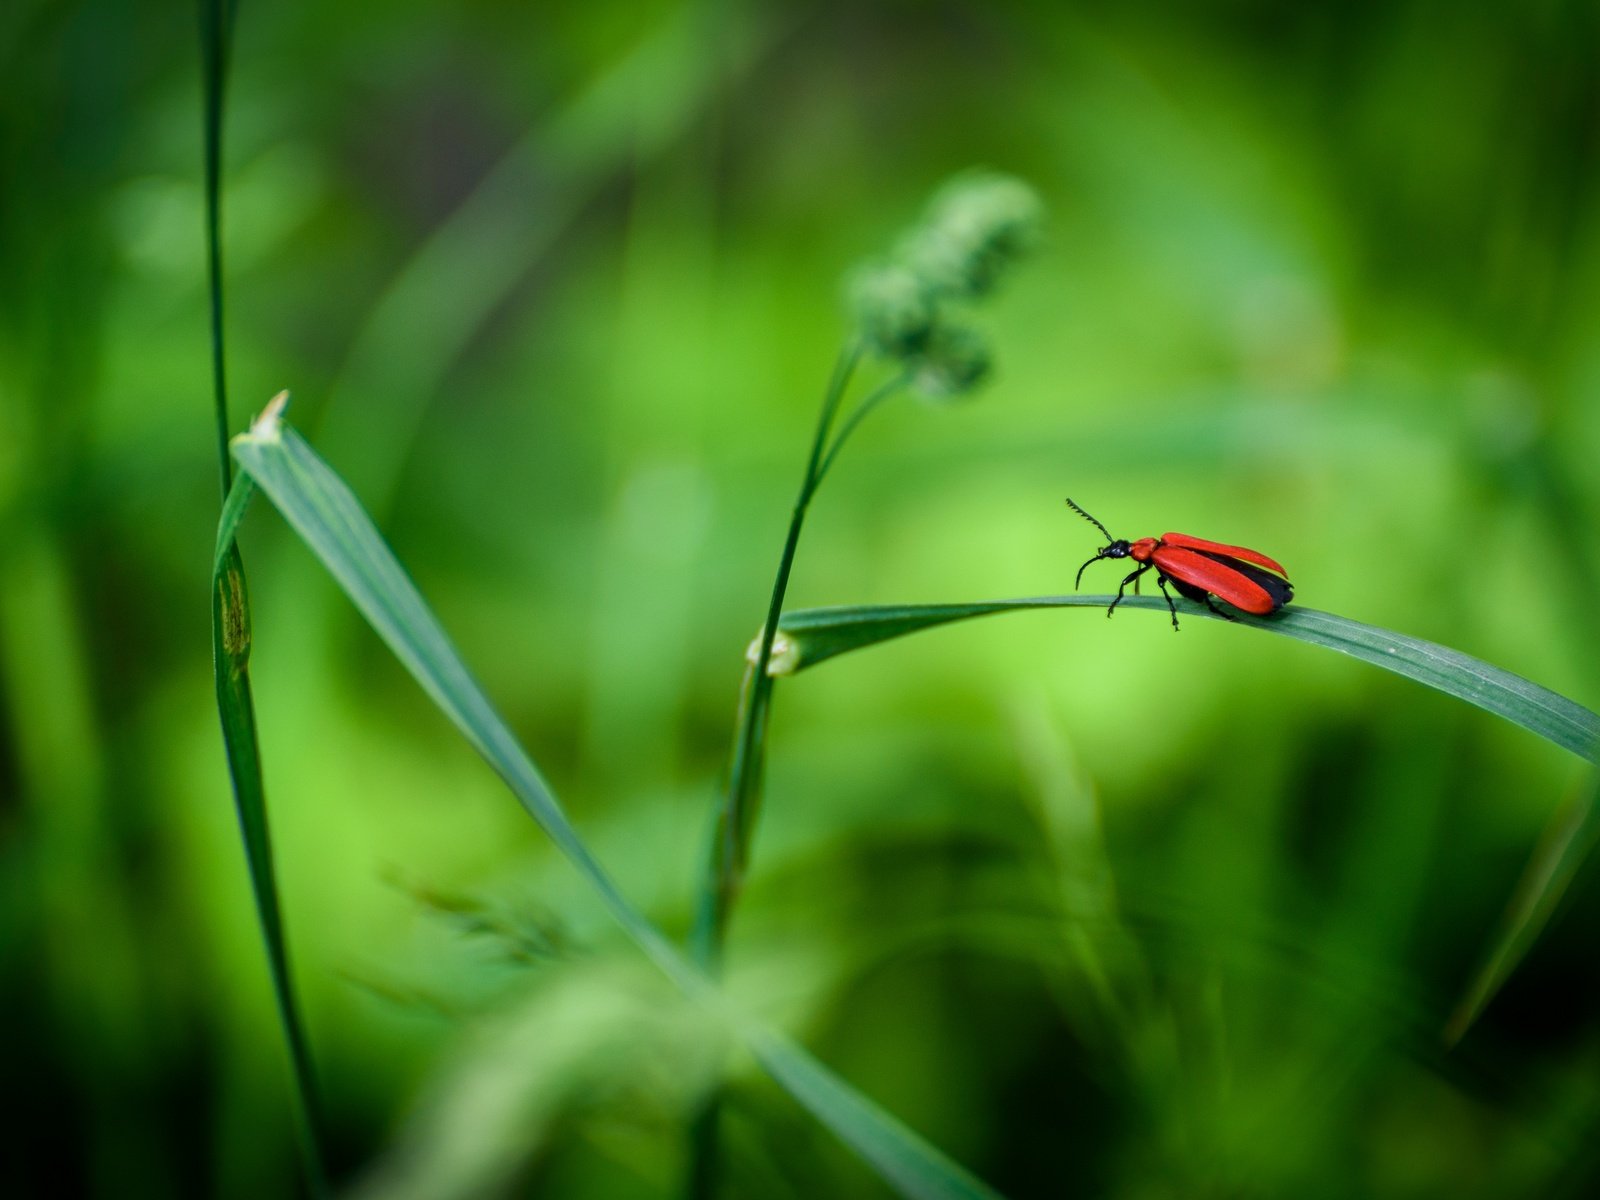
<box><xmin>4</xmin><ymin>0</ymin><xmax>1600</xmax><ymax>1196</ymax></box>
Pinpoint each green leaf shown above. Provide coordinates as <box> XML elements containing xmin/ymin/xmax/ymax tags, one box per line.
<box><xmin>772</xmin><ymin>598</ymin><xmax>1600</xmax><ymax>764</ymax></box>
<box><xmin>227</xmin><ymin>414</ymin><xmax>1002</xmax><ymax>1200</ymax></box>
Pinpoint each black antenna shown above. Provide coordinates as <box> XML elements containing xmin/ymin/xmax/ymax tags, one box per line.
<box><xmin>1065</xmin><ymin>498</ymin><xmax>1113</xmax><ymax>543</ymax></box>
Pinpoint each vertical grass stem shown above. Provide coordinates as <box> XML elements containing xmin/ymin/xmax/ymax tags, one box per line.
<box><xmin>199</xmin><ymin>1</ymin><xmax>330</xmax><ymax>1191</ymax></box>
<box><xmin>692</xmin><ymin>341</ymin><xmax>862</xmax><ymax>967</ymax></box>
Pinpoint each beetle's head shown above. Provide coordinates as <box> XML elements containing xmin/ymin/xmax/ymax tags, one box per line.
<box><xmin>1074</xmin><ymin>539</ymin><xmax>1131</xmax><ymax>588</ymax></box>
<box><xmin>1065</xmin><ymin>499</ymin><xmax>1129</xmax><ymax>589</ymax></box>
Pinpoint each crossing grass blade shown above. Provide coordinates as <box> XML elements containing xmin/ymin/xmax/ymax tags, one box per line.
<box><xmin>224</xmin><ymin>409</ymin><xmax>1004</xmax><ymax>1200</ymax></box>
<box><xmin>770</xmin><ymin>599</ymin><xmax>1600</xmax><ymax>764</ymax></box>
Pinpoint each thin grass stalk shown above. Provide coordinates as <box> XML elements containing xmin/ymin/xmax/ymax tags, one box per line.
<box><xmin>199</xmin><ymin>0</ymin><xmax>236</xmax><ymax>490</ymax></box>
<box><xmin>695</xmin><ymin>365</ymin><xmax>905</xmax><ymax>965</ymax></box>
<box><xmin>691</xmin><ymin>341</ymin><xmax>862</xmax><ymax>968</ymax></box>
<box><xmin>697</xmin><ymin>169</ymin><xmax>1041</xmax><ymax>1195</ymax></box>
<box><xmin>812</xmin><ymin>373</ymin><xmax>906</xmax><ymax>489</ymax></box>
<box><xmin>199</xmin><ymin>4</ymin><xmax>329</xmax><ymax>1191</ymax></box>
<box><xmin>683</xmin><ymin>344</ymin><xmax>871</xmax><ymax>1200</ymax></box>
<box><xmin>685</xmin><ymin>355</ymin><xmax>913</xmax><ymax>1199</ymax></box>
<box><xmin>688</xmin><ymin>166</ymin><xmax>1042</xmax><ymax>971</ymax></box>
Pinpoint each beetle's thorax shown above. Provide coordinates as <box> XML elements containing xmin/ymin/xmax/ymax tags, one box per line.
<box><xmin>1100</xmin><ymin>539</ymin><xmax>1132</xmax><ymax>559</ymax></box>
<box><xmin>1129</xmin><ymin>537</ymin><xmax>1160</xmax><ymax>563</ymax></box>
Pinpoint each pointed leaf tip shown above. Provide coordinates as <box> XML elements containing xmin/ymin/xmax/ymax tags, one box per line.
<box><xmin>245</xmin><ymin>390</ymin><xmax>291</xmax><ymax>443</ymax></box>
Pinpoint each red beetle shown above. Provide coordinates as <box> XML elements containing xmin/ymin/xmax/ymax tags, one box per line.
<box><xmin>1067</xmin><ymin>498</ymin><xmax>1292</xmax><ymax>630</ymax></box>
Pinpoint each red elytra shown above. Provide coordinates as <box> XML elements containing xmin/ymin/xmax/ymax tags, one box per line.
<box><xmin>1066</xmin><ymin>500</ymin><xmax>1293</xmax><ymax>630</ymax></box>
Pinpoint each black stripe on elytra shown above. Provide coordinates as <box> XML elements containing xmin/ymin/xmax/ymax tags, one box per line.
<box><xmin>1179</xmin><ymin>550</ymin><xmax>1294</xmax><ymax>609</ymax></box>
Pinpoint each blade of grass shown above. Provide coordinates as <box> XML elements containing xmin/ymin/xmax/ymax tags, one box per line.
<box><xmin>200</xmin><ymin>1</ymin><xmax>329</xmax><ymax>1186</ymax></box>
<box><xmin>210</xmin><ymin>542</ymin><xmax>328</xmax><ymax>1190</ymax></box>
<box><xmin>224</xmin><ymin>410</ymin><xmax>1004</xmax><ymax>1200</ymax></box>
<box><xmin>1444</xmin><ymin>773</ymin><xmax>1600</xmax><ymax>1044</ymax></box>
<box><xmin>769</xmin><ymin>599</ymin><xmax>1600</xmax><ymax>764</ymax></box>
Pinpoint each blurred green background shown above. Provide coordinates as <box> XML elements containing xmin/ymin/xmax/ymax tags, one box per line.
<box><xmin>5</xmin><ymin>1</ymin><xmax>1600</xmax><ymax>1196</ymax></box>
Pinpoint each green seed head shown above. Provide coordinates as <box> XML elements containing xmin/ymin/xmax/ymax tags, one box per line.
<box><xmin>847</xmin><ymin>170</ymin><xmax>1041</xmax><ymax>373</ymax></box>
<box><xmin>908</xmin><ymin>323</ymin><xmax>992</xmax><ymax>400</ymax></box>
<box><xmin>848</xmin><ymin>261</ymin><xmax>938</xmax><ymax>358</ymax></box>
<box><xmin>905</xmin><ymin>171</ymin><xmax>1044</xmax><ymax>300</ymax></box>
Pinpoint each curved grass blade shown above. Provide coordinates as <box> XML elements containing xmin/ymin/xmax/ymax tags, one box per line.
<box><xmin>227</xmin><ymin>410</ymin><xmax>1003</xmax><ymax>1200</ymax></box>
<box><xmin>772</xmin><ymin>598</ymin><xmax>1600</xmax><ymax>764</ymax></box>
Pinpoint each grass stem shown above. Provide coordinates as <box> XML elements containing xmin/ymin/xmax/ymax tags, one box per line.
<box><xmin>812</xmin><ymin>372</ymin><xmax>909</xmax><ymax>490</ymax></box>
<box><xmin>692</xmin><ymin>341</ymin><xmax>864</xmax><ymax>970</ymax></box>
<box><xmin>684</xmin><ymin>342</ymin><xmax>881</xmax><ymax>1200</ymax></box>
<box><xmin>199</xmin><ymin>1</ymin><xmax>330</xmax><ymax>1191</ymax></box>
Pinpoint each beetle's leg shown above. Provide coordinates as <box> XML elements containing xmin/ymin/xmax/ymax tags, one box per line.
<box><xmin>1168</xmin><ymin>574</ymin><xmax>1237</xmax><ymax>623</ymax></box>
<box><xmin>1155</xmin><ymin>573</ymin><xmax>1181</xmax><ymax>631</ymax></box>
<box><xmin>1108</xmin><ymin>565</ymin><xmax>1148</xmax><ymax>617</ymax></box>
